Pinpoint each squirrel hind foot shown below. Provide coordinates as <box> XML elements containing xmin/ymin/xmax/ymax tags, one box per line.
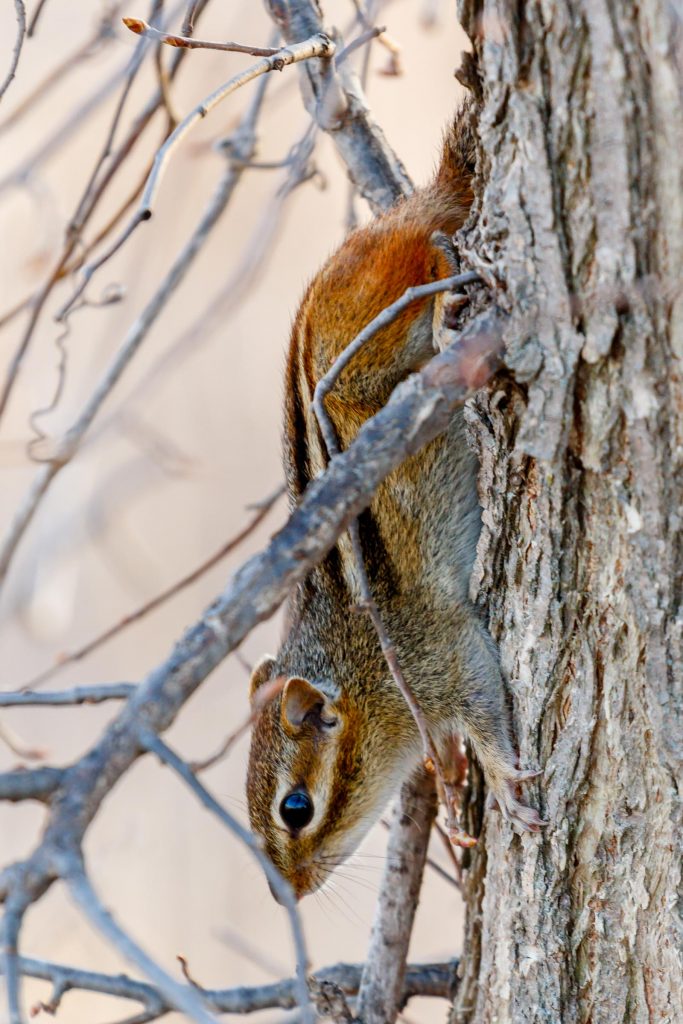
<box><xmin>486</xmin><ymin>768</ymin><xmax>547</xmax><ymax>833</ymax></box>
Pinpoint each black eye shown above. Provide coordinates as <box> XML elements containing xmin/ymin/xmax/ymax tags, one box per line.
<box><xmin>280</xmin><ymin>790</ymin><xmax>314</xmax><ymax>831</ymax></box>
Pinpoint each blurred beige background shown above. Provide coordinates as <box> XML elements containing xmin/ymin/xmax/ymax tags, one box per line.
<box><xmin>0</xmin><ymin>2</ymin><xmax>468</xmax><ymax>1021</ymax></box>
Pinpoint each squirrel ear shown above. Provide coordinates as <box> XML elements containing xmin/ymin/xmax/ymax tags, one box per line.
<box><xmin>281</xmin><ymin>677</ymin><xmax>336</xmax><ymax>732</ymax></box>
<box><xmin>248</xmin><ymin>655</ymin><xmax>276</xmax><ymax>703</ymax></box>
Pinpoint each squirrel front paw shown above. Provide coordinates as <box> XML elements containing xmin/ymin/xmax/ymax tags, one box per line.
<box><xmin>486</xmin><ymin>768</ymin><xmax>547</xmax><ymax>833</ymax></box>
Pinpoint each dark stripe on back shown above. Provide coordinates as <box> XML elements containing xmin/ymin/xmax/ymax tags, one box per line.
<box><xmin>283</xmin><ymin>322</ymin><xmax>311</xmax><ymax>502</ymax></box>
<box><xmin>357</xmin><ymin>508</ymin><xmax>397</xmax><ymax>597</ymax></box>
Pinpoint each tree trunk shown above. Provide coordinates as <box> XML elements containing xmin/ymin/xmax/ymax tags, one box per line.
<box><xmin>453</xmin><ymin>2</ymin><xmax>683</xmax><ymax>1021</ymax></box>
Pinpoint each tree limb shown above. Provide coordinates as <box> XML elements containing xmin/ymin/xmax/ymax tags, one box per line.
<box><xmin>0</xmin><ymin>685</ymin><xmax>135</xmax><ymax>707</ymax></box>
<box><xmin>265</xmin><ymin>0</ymin><xmax>412</xmax><ymax>211</ymax></box>
<box><xmin>358</xmin><ymin>770</ymin><xmax>438</xmax><ymax>1024</ymax></box>
<box><xmin>2</xmin><ymin>956</ymin><xmax>459</xmax><ymax>1020</ymax></box>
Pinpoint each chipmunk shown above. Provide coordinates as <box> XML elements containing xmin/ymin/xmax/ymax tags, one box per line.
<box><xmin>246</xmin><ymin>104</ymin><xmax>543</xmax><ymax>900</ymax></box>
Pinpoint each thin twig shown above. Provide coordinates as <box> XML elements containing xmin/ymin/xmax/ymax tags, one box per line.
<box><xmin>266</xmin><ymin>0</ymin><xmax>412</xmax><ymax>212</ymax></box>
<box><xmin>0</xmin><ymin>293</ymin><xmax>32</xmax><ymax>331</ymax></box>
<box><xmin>27</xmin><ymin>289</ymin><xmax>123</xmax><ymax>462</ymax></box>
<box><xmin>154</xmin><ymin>30</ymin><xmax>180</xmax><ymax>128</ymax></box>
<box><xmin>50</xmin><ymin>0</ymin><xmax>168</xmax><ymax>318</ymax></box>
<box><xmin>0</xmin><ymin>0</ymin><xmax>196</xmax><ymax>425</ymax></box>
<box><xmin>0</xmin><ymin>767</ymin><xmax>65</xmax><ymax>803</ymax></box>
<box><xmin>0</xmin><ymin>0</ymin><xmax>186</xmax><ymax>194</ymax></box>
<box><xmin>67</xmin><ymin>867</ymin><xmax>221</xmax><ymax>1024</ymax></box>
<box><xmin>379</xmin><ymin>818</ymin><xmax>461</xmax><ymax>890</ymax></box>
<box><xmin>0</xmin><ymin>77</ymin><xmax>273</xmax><ymax>590</ymax></box>
<box><xmin>92</xmin><ymin>123</ymin><xmax>318</xmax><ymax>431</ymax></box>
<box><xmin>191</xmin><ymin>676</ymin><xmax>285</xmax><ymax>772</ymax></box>
<box><xmin>348</xmin><ymin>1</ymin><xmax>402</xmax><ymax>74</ymax></box>
<box><xmin>215</xmin><ymin>924</ymin><xmax>288</xmax><ymax>979</ymax></box>
<box><xmin>0</xmin><ymin>1</ymin><xmax>26</xmax><ymax>103</ymax></box>
<box><xmin>67</xmin><ymin>0</ymin><xmax>162</xmax><ymax>234</ymax></box>
<box><xmin>19</xmin><ymin>485</ymin><xmax>284</xmax><ymax>691</ymax></box>
<box><xmin>57</xmin><ymin>31</ymin><xmax>335</xmax><ymax>322</ymax></box>
<box><xmin>335</xmin><ymin>24</ymin><xmax>385</xmax><ymax>64</ymax></box>
<box><xmin>0</xmin><ymin>7</ymin><xmax>118</xmax><ymax>134</ymax></box>
<box><xmin>433</xmin><ymin>821</ymin><xmax>463</xmax><ymax>886</ymax></box>
<box><xmin>0</xmin><ymin>719</ymin><xmax>45</xmax><ymax>761</ymax></box>
<box><xmin>123</xmin><ymin>17</ymin><xmax>282</xmax><ymax>56</ymax></box>
<box><xmin>0</xmin><ymin>685</ymin><xmax>135</xmax><ymax>707</ymax></box>
<box><xmin>26</xmin><ymin>0</ymin><xmax>49</xmax><ymax>36</ymax></box>
<box><xmin>313</xmin><ymin>272</ymin><xmax>480</xmax><ymax>426</ymax></box>
<box><xmin>138</xmin><ymin>731</ymin><xmax>312</xmax><ymax>1024</ymax></box>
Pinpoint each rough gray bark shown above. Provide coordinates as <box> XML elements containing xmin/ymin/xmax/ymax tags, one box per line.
<box><xmin>453</xmin><ymin>2</ymin><xmax>683</xmax><ymax>1022</ymax></box>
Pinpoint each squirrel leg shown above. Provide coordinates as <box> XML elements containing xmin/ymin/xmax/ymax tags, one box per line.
<box><xmin>451</xmin><ymin>617</ymin><xmax>547</xmax><ymax>833</ymax></box>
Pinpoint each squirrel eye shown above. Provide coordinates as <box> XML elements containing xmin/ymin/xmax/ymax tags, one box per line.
<box><xmin>280</xmin><ymin>790</ymin><xmax>314</xmax><ymax>831</ymax></box>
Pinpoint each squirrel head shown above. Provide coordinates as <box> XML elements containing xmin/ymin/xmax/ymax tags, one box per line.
<box><xmin>246</xmin><ymin>654</ymin><xmax>414</xmax><ymax>900</ymax></box>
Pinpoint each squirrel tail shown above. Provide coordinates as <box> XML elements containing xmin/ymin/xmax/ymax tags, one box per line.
<box><xmin>435</xmin><ymin>98</ymin><xmax>477</xmax><ymax>195</ymax></box>
<box><xmin>418</xmin><ymin>98</ymin><xmax>476</xmax><ymax>235</ymax></box>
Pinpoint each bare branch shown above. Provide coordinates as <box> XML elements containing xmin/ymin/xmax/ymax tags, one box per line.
<box><xmin>26</xmin><ymin>0</ymin><xmax>49</xmax><ymax>37</ymax></box>
<box><xmin>265</xmin><ymin>0</ymin><xmax>412</xmax><ymax>211</ymax></box>
<box><xmin>191</xmin><ymin>676</ymin><xmax>285</xmax><ymax>773</ymax></box>
<box><xmin>0</xmin><ymin>321</ymin><xmax>496</xmax><ymax>993</ymax></box>
<box><xmin>4</xmin><ymin>955</ymin><xmax>459</xmax><ymax>1019</ymax></box>
<box><xmin>18</xmin><ymin>956</ymin><xmax>165</xmax><ymax>1019</ymax></box>
<box><xmin>0</xmin><ymin>719</ymin><xmax>45</xmax><ymax>762</ymax></box>
<box><xmin>20</xmin><ymin>485</ymin><xmax>284</xmax><ymax>691</ymax></box>
<box><xmin>0</xmin><ymin>6</ymin><xmax>123</xmax><ymax>135</ymax></box>
<box><xmin>335</xmin><ymin>24</ymin><xmax>385</xmax><ymax>65</ymax></box>
<box><xmin>0</xmin><ymin>78</ymin><xmax>272</xmax><ymax>589</ymax></box>
<box><xmin>0</xmin><ymin>0</ymin><xmax>202</xmax><ymax>424</ymax></box>
<box><xmin>1</xmin><ymin>907</ymin><xmax>21</xmax><ymax>1024</ymax></box>
<box><xmin>0</xmin><ymin>767</ymin><xmax>64</xmax><ymax>803</ymax></box>
<box><xmin>57</xmin><ymin>31</ymin><xmax>335</xmax><ymax>322</ymax></box>
<box><xmin>0</xmin><ymin>1</ymin><xmax>26</xmax><ymax>103</ymax></box>
<box><xmin>379</xmin><ymin>818</ymin><xmax>461</xmax><ymax>890</ymax></box>
<box><xmin>123</xmin><ymin>17</ymin><xmax>282</xmax><ymax>56</ymax></box>
<box><xmin>67</xmin><ymin>867</ymin><xmax>221</xmax><ymax>1024</ymax></box>
<box><xmin>95</xmin><ymin>124</ymin><xmax>319</xmax><ymax>427</ymax></box>
<box><xmin>0</xmin><ymin>685</ymin><xmax>135</xmax><ymax>707</ymax></box>
<box><xmin>347</xmin><ymin>2</ymin><xmax>402</xmax><ymax>75</ymax></box>
<box><xmin>358</xmin><ymin>770</ymin><xmax>438</xmax><ymax>1024</ymax></box>
<box><xmin>308</xmin><ymin>976</ymin><xmax>354</xmax><ymax>1024</ymax></box>
<box><xmin>139</xmin><ymin>731</ymin><xmax>312</xmax><ymax>1022</ymax></box>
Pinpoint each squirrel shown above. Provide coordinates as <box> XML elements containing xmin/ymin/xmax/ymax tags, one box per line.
<box><xmin>246</xmin><ymin>103</ymin><xmax>544</xmax><ymax>900</ymax></box>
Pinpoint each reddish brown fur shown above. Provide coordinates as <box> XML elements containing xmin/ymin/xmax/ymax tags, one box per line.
<box><xmin>247</xmin><ymin>104</ymin><xmax>543</xmax><ymax>901</ymax></box>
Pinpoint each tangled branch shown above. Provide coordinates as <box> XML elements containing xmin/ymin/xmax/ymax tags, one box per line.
<box><xmin>0</xmin><ymin>5</ymin><xmax>481</xmax><ymax>1022</ymax></box>
<box><xmin>7</xmin><ymin>956</ymin><xmax>459</xmax><ymax>1021</ymax></box>
<box><xmin>0</xmin><ymin>322</ymin><xmax>500</xmax><ymax>1020</ymax></box>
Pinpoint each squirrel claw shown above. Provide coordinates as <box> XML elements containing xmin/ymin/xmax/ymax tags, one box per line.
<box><xmin>487</xmin><ymin>767</ymin><xmax>547</xmax><ymax>833</ymax></box>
